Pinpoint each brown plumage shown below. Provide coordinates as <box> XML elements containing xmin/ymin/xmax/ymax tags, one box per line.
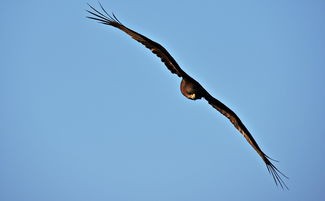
<box><xmin>87</xmin><ymin>3</ymin><xmax>288</xmax><ymax>189</ymax></box>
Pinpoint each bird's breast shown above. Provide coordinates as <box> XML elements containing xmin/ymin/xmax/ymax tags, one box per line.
<box><xmin>180</xmin><ymin>78</ymin><xmax>201</xmax><ymax>100</ymax></box>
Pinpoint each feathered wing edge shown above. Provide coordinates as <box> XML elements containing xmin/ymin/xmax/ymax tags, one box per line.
<box><xmin>204</xmin><ymin>93</ymin><xmax>289</xmax><ymax>189</ymax></box>
<box><xmin>86</xmin><ymin>3</ymin><xmax>189</xmax><ymax>78</ymax></box>
<box><xmin>86</xmin><ymin>3</ymin><xmax>122</xmax><ymax>25</ymax></box>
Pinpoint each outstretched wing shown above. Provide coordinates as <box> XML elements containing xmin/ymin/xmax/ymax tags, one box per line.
<box><xmin>86</xmin><ymin>3</ymin><xmax>191</xmax><ymax>79</ymax></box>
<box><xmin>202</xmin><ymin>91</ymin><xmax>288</xmax><ymax>189</ymax></box>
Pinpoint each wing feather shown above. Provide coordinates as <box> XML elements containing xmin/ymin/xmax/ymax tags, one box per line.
<box><xmin>203</xmin><ymin>92</ymin><xmax>288</xmax><ymax>189</ymax></box>
<box><xmin>86</xmin><ymin>3</ymin><xmax>189</xmax><ymax>79</ymax></box>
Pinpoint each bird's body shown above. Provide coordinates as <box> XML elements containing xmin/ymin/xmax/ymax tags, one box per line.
<box><xmin>180</xmin><ymin>78</ymin><xmax>203</xmax><ymax>100</ymax></box>
<box><xmin>87</xmin><ymin>3</ymin><xmax>288</xmax><ymax>189</ymax></box>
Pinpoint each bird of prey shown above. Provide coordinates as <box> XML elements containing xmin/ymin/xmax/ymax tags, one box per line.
<box><xmin>86</xmin><ymin>3</ymin><xmax>288</xmax><ymax>189</ymax></box>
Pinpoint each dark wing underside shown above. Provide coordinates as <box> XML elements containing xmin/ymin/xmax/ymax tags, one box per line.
<box><xmin>86</xmin><ymin>3</ymin><xmax>288</xmax><ymax>189</ymax></box>
<box><xmin>203</xmin><ymin>91</ymin><xmax>288</xmax><ymax>189</ymax></box>
<box><xmin>86</xmin><ymin>3</ymin><xmax>190</xmax><ymax>79</ymax></box>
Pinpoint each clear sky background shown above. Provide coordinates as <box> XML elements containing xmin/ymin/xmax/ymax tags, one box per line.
<box><xmin>1</xmin><ymin>0</ymin><xmax>325</xmax><ymax>200</ymax></box>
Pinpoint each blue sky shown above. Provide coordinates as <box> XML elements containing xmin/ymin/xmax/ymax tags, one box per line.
<box><xmin>1</xmin><ymin>0</ymin><xmax>325</xmax><ymax>200</ymax></box>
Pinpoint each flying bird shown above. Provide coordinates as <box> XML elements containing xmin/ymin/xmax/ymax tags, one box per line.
<box><xmin>86</xmin><ymin>3</ymin><xmax>288</xmax><ymax>189</ymax></box>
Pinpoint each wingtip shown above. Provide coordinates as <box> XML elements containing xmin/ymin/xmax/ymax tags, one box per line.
<box><xmin>265</xmin><ymin>158</ymin><xmax>289</xmax><ymax>190</ymax></box>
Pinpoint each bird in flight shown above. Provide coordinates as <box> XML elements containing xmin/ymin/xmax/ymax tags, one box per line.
<box><xmin>86</xmin><ymin>3</ymin><xmax>288</xmax><ymax>189</ymax></box>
